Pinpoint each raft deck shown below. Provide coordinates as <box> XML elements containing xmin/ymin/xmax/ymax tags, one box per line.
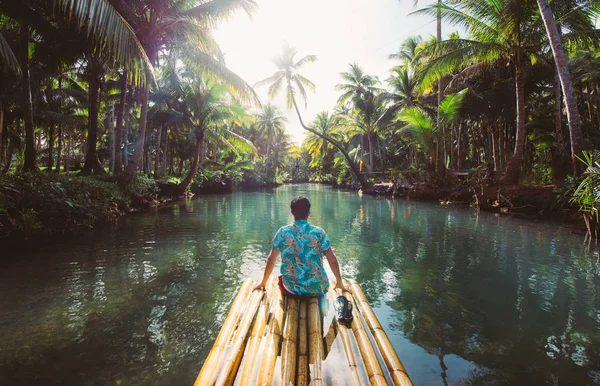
<box><xmin>195</xmin><ymin>277</ymin><xmax>413</xmax><ymax>386</ymax></box>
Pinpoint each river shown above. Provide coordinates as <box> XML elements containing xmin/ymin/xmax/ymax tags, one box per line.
<box><xmin>1</xmin><ymin>184</ymin><xmax>599</xmax><ymax>385</ymax></box>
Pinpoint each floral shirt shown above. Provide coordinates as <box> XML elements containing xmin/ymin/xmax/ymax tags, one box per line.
<box><xmin>272</xmin><ymin>220</ymin><xmax>331</xmax><ymax>295</ymax></box>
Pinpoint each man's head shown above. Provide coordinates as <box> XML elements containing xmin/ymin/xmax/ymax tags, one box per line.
<box><xmin>291</xmin><ymin>196</ymin><xmax>310</xmax><ymax>220</ymax></box>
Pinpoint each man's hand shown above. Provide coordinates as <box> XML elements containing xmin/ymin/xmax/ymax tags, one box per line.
<box><xmin>253</xmin><ymin>281</ymin><xmax>267</xmax><ymax>291</ymax></box>
<box><xmin>334</xmin><ymin>281</ymin><xmax>352</xmax><ymax>294</ymax></box>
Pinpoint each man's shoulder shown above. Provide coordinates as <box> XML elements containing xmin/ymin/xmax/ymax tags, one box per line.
<box><xmin>308</xmin><ymin>224</ymin><xmax>327</xmax><ymax>235</ymax></box>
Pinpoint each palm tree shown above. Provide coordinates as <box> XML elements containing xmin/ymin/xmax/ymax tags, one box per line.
<box><xmin>304</xmin><ymin>111</ymin><xmax>339</xmax><ymax>171</ymax></box>
<box><xmin>255</xmin><ymin>103</ymin><xmax>287</xmax><ymax>183</ymax></box>
<box><xmin>535</xmin><ymin>0</ymin><xmax>592</xmax><ymax>176</ymax></box>
<box><xmin>396</xmin><ymin>89</ymin><xmax>467</xmax><ymax>181</ymax></box>
<box><xmin>335</xmin><ymin>63</ymin><xmax>393</xmax><ymax>174</ymax></box>
<box><xmin>255</xmin><ymin>43</ymin><xmax>371</xmax><ymax>189</ymax></box>
<box><xmin>414</xmin><ymin>0</ymin><xmax>547</xmax><ymax>184</ymax></box>
<box><xmin>115</xmin><ymin>0</ymin><xmax>258</xmax><ymax>183</ymax></box>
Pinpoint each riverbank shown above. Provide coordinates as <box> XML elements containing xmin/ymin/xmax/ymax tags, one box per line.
<box><xmin>0</xmin><ymin>172</ymin><xmax>168</xmax><ymax>241</ymax></box>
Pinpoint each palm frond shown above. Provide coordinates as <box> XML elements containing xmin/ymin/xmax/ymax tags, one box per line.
<box><xmin>0</xmin><ymin>31</ymin><xmax>20</xmax><ymax>76</ymax></box>
<box><xmin>54</xmin><ymin>0</ymin><xmax>153</xmax><ymax>86</ymax></box>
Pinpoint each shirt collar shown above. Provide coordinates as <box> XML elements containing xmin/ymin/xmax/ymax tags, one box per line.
<box><xmin>294</xmin><ymin>219</ymin><xmax>309</xmax><ymax>225</ymax></box>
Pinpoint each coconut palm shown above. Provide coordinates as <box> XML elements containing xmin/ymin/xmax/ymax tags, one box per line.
<box><xmin>413</xmin><ymin>0</ymin><xmax>548</xmax><ymax>184</ymax></box>
<box><xmin>396</xmin><ymin>89</ymin><xmax>467</xmax><ymax>180</ymax></box>
<box><xmin>255</xmin><ymin>43</ymin><xmax>370</xmax><ymax>189</ymax></box>
<box><xmin>304</xmin><ymin>111</ymin><xmax>340</xmax><ymax>171</ymax></box>
<box><xmin>114</xmin><ymin>0</ymin><xmax>258</xmax><ymax>182</ymax></box>
<box><xmin>256</xmin><ymin>103</ymin><xmax>287</xmax><ymax>183</ymax></box>
<box><xmin>535</xmin><ymin>0</ymin><xmax>595</xmax><ymax>176</ymax></box>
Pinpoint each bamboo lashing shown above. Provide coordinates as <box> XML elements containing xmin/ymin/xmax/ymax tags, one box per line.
<box><xmin>194</xmin><ymin>279</ymin><xmax>253</xmax><ymax>386</ymax></box>
<box><xmin>236</xmin><ymin>278</ymin><xmax>276</xmax><ymax>384</ymax></box>
<box><xmin>348</xmin><ymin>279</ymin><xmax>413</xmax><ymax>386</ymax></box>
<box><xmin>281</xmin><ymin>298</ymin><xmax>299</xmax><ymax>385</ymax></box>
<box><xmin>256</xmin><ymin>287</ymin><xmax>285</xmax><ymax>385</ymax></box>
<box><xmin>307</xmin><ymin>297</ymin><xmax>324</xmax><ymax>386</ymax></box>
<box><xmin>214</xmin><ymin>287</ymin><xmax>265</xmax><ymax>386</ymax></box>
<box><xmin>296</xmin><ymin>300</ymin><xmax>309</xmax><ymax>386</ymax></box>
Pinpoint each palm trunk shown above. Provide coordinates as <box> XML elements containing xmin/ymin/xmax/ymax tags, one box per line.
<box><xmin>368</xmin><ymin>135</ymin><xmax>374</xmax><ymax>173</ymax></box>
<box><xmin>537</xmin><ymin>0</ymin><xmax>583</xmax><ymax>176</ymax></box>
<box><xmin>107</xmin><ymin>102</ymin><xmax>115</xmax><ymax>173</ymax></box>
<box><xmin>56</xmin><ymin>125</ymin><xmax>63</xmax><ymax>172</ymax></box>
<box><xmin>0</xmin><ymin>103</ymin><xmax>3</xmax><ymax>174</ymax></box>
<box><xmin>290</xmin><ymin>91</ymin><xmax>370</xmax><ymax>189</ymax></box>
<box><xmin>114</xmin><ymin>71</ymin><xmax>127</xmax><ymax>173</ymax></box>
<box><xmin>20</xmin><ymin>23</ymin><xmax>36</xmax><ymax>172</ymax></box>
<box><xmin>502</xmin><ymin>62</ymin><xmax>526</xmax><ymax>184</ymax></box>
<box><xmin>81</xmin><ymin>57</ymin><xmax>105</xmax><ymax>175</ymax></box>
<box><xmin>123</xmin><ymin>86</ymin><xmax>149</xmax><ymax>182</ymax></box>
<box><xmin>154</xmin><ymin>125</ymin><xmax>162</xmax><ymax>177</ymax></box>
<box><xmin>47</xmin><ymin>125</ymin><xmax>54</xmax><ymax>168</ymax></box>
<box><xmin>177</xmin><ymin>127</ymin><xmax>204</xmax><ymax>192</ymax></box>
<box><xmin>161</xmin><ymin>128</ymin><xmax>168</xmax><ymax>176</ymax></box>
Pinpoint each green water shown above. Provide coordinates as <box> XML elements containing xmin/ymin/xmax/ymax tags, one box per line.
<box><xmin>1</xmin><ymin>184</ymin><xmax>599</xmax><ymax>385</ymax></box>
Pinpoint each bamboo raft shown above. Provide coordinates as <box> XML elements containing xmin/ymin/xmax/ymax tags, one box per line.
<box><xmin>195</xmin><ymin>277</ymin><xmax>413</xmax><ymax>386</ymax></box>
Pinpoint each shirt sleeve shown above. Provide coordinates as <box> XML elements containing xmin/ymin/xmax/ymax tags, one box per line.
<box><xmin>320</xmin><ymin>230</ymin><xmax>331</xmax><ymax>254</ymax></box>
<box><xmin>272</xmin><ymin>228</ymin><xmax>283</xmax><ymax>250</ymax></box>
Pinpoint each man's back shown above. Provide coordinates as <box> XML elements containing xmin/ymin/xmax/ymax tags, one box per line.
<box><xmin>272</xmin><ymin>219</ymin><xmax>330</xmax><ymax>295</ymax></box>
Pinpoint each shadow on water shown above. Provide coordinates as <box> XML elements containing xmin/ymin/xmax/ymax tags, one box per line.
<box><xmin>1</xmin><ymin>184</ymin><xmax>600</xmax><ymax>385</ymax></box>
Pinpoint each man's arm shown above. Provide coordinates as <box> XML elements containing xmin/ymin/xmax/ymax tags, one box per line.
<box><xmin>325</xmin><ymin>248</ymin><xmax>349</xmax><ymax>292</ymax></box>
<box><xmin>254</xmin><ymin>248</ymin><xmax>280</xmax><ymax>290</ymax></box>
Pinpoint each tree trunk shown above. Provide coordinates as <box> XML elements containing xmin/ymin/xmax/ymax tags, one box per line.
<box><xmin>368</xmin><ymin>134</ymin><xmax>374</xmax><ymax>173</ymax></box>
<box><xmin>114</xmin><ymin>71</ymin><xmax>127</xmax><ymax>174</ymax></box>
<box><xmin>502</xmin><ymin>62</ymin><xmax>526</xmax><ymax>184</ymax></box>
<box><xmin>107</xmin><ymin>102</ymin><xmax>115</xmax><ymax>173</ymax></box>
<box><xmin>176</xmin><ymin>128</ymin><xmax>204</xmax><ymax>192</ymax></box>
<box><xmin>65</xmin><ymin>133</ymin><xmax>71</xmax><ymax>174</ymax></box>
<box><xmin>47</xmin><ymin>125</ymin><xmax>54</xmax><ymax>168</ymax></box>
<box><xmin>123</xmin><ymin>86</ymin><xmax>149</xmax><ymax>182</ymax></box>
<box><xmin>154</xmin><ymin>125</ymin><xmax>162</xmax><ymax>177</ymax></box>
<box><xmin>161</xmin><ymin>128</ymin><xmax>168</xmax><ymax>176</ymax></box>
<box><xmin>56</xmin><ymin>125</ymin><xmax>63</xmax><ymax>172</ymax></box>
<box><xmin>537</xmin><ymin>0</ymin><xmax>583</xmax><ymax>176</ymax></box>
<box><xmin>290</xmin><ymin>90</ymin><xmax>371</xmax><ymax>190</ymax></box>
<box><xmin>81</xmin><ymin>57</ymin><xmax>105</xmax><ymax>175</ymax></box>
<box><xmin>20</xmin><ymin>23</ymin><xmax>36</xmax><ymax>172</ymax></box>
<box><xmin>0</xmin><ymin>104</ymin><xmax>3</xmax><ymax>174</ymax></box>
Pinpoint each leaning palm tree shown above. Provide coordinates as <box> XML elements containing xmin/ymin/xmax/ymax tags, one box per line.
<box><xmin>256</xmin><ymin>103</ymin><xmax>287</xmax><ymax>183</ymax></box>
<box><xmin>535</xmin><ymin>0</ymin><xmax>597</xmax><ymax>176</ymax></box>
<box><xmin>255</xmin><ymin>43</ymin><xmax>371</xmax><ymax>189</ymax></box>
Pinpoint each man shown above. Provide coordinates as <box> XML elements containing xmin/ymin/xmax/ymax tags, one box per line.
<box><xmin>254</xmin><ymin>195</ymin><xmax>347</xmax><ymax>295</ymax></box>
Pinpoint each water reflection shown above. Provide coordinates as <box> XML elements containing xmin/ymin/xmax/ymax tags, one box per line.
<box><xmin>0</xmin><ymin>184</ymin><xmax>599</xmax><ymax>385</ymax></box>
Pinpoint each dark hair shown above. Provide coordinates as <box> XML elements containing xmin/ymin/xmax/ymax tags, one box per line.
<box><xmin>291</xmin><ymin>196</ymin><xmax>310</xmax><ymax>220</ymax></box>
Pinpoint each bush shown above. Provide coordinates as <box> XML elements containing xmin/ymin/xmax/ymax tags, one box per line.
<box><xmin>0</xmin><ymin>172</ymin><xmax>130</xmax><ymax>237</ymax></box>
<box><xmin>191</xmin><ymin>169</ymin><xmax>241</xmax><ymax>193</ymax></box>
<box><xmin>125</xmin><ymin>174</ymin><xmax>159</xmax><ymax>201</ymax></box>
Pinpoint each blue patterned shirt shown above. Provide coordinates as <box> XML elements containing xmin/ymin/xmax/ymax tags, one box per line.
<box><xmin>272</xmin><ymin>220</ymin><xmax>332</xmax><ymax>295</ymax></box>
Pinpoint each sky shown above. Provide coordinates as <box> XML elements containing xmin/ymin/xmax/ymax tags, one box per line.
<box><xmin>213</xmin><ymin>0</ymin><xmax>437</xmax><ymax>145</ymax></box>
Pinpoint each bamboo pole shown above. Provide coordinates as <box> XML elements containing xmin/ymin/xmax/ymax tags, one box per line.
<box><xmin>348</xmin><ymin>279</ymin><xmax>413</xmax><ymax>386</ymax></box>
<box><xmin>327</xmin><ymin>287</ymin><xmax>362</xmax><ymax>386</ymax></box>
<box><xmin>308</xmin><ymin>297</ymin><xmax>324</xmax><ymax>386</ymax></box>
<box><xmin>297</xmin><ymin>300</ymin><xmax>309</xmax><ymax>386</ymax></box>
<box><xmin>237</xmin><ymin>278</ymin><xmax>276</xmax><ymax>384</ymax></box>
<box><xmin>281</xmin><ymin>298</ymin><xmax>299</xmax><ymax>385</ymax></box>
<box><xmin>345</xmin><ymin>287</ymin><xmax>387</xmax><ymax>386</ymax></box>
<box><xmin>195</xmin><ymin>279</ymin><xmax>253</xmax><ymax>386</ymax></box>
<box><xmin>256</xmin><ymin>287</ymin><xmax>285</xmax><ymax>385</ymax></box>
<box><xmin>215</xmin><ymin>287</ymin><xmax>265</xmax><ymax>386</ymax></box>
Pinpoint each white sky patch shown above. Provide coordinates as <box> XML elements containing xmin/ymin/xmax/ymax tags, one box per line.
<box><xmin>214</xmin><ymin>0</ymin><xmax>437</xmax><ymax>145</ymax></box>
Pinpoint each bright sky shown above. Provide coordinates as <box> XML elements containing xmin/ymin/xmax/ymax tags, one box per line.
<box><xmin>213</xmin><ymin>0</ymin><xmax>436</xmax><ymax>145</ymax></box>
